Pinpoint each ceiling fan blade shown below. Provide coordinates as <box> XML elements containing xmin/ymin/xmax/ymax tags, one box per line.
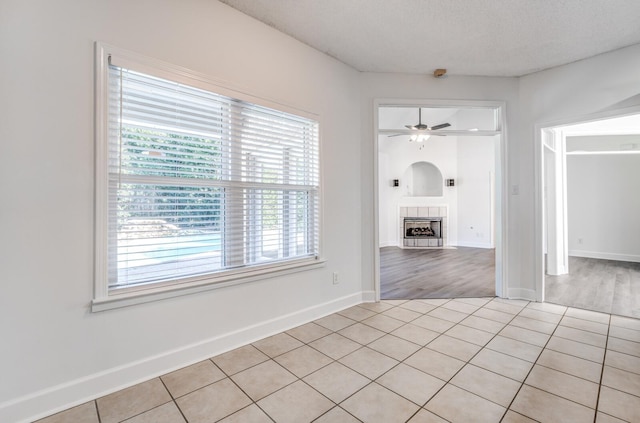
<box><xmin>430</xmin><ymin>123</ymin><xmax>451</xmax><ymax>130</ymax></box>
<box><xmin>387</xmin><ymin>133</ymin><xmax>406</xmax><ymax>137</ymax></box>
<box><xmin>405</xmin><ymin>124</ymin><xmax>417</xmax><ymax>130</ymax></box>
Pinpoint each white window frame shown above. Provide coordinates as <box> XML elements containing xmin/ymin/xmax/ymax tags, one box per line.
<box><xmin>93</xmin><ymin>43</ymin><xmax>324</xmax><ymax>312</ymax></box>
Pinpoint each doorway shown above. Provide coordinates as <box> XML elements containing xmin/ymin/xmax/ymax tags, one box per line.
<box><xmin>373</xmin><ymin>100</ymin><xmax>507</xmax><ymax>301</ymax></box>
<box><xmin>537</xmin><ymin>110</ymin><xmax>640</xmax><ymax>317</ymax></box>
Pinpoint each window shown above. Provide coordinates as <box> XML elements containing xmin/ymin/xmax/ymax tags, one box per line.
<box><xmin>94</xmin><ymin>44</ymin><xmax>320</xmax><ymax>306</ymax></box>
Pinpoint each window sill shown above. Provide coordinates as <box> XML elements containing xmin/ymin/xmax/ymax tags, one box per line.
<box><xmin>91</xmin><ymin>258</ymin><xmax>326</xmax><ymax>312</ymax></box>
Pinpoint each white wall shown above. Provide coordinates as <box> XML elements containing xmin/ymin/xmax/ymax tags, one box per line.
<box><xmin>567</xmin><ymin>154</ymin><xmax>640</xmax><ymax>261</ymax></box>
<box><xmin>520</xmin><ymin>43</ymin><xmax>640</xmax><ymax>297</ymax></box>
<box><xmin>378</xmin><ymin>136</ymin><xmax>458</xmax><ymax>246</ymax></box>
<box><xmin>457</xmin><ymin>136</ymin><xmax>496</xmax><ymax>248</ymax></box>
<box><xmin>0</xmin><ymin>1</ymin><xmax>363</xmax><ymax>421</ymax></box>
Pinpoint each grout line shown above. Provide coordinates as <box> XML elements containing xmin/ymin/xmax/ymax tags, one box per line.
<box><xmin>593</xmin><ymin>313</ymin><xmax>612</xmax><ymax>423</ymax></box>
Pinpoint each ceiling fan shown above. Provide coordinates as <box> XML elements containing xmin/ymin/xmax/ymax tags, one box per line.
<box><xmin>388</xmin><ymin>108</ymin><xmax>451</xmax><ymax>139</ymax></box>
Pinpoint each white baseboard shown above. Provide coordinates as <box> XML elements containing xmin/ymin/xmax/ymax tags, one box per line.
<box><xmin>568</xmin><ymin>250</ymin><xmax>640</xmax><ymax>263</ymax></box>
<box><xmin>361</xmin><ymin>290</ymin><xmax>377</xmax><ymax>302</ymax></box>
<box><xmin>1</xmin><ymin>292</ymin><xmax>366</xmax><ymax>423</ymax></box>
<box><xmin>507</xmin><ymin>288</ymin><xmax>537</xmax><ymax>302</ymax></box>
<box><xmin>379</xmin><ymin>241</ymin><xmax>398</xmax><ymax>248</ymax></box>
<box><xmin>455</xmin><ymin>241</ymin><xmax>494</xmax><ymax>249</ymax></box>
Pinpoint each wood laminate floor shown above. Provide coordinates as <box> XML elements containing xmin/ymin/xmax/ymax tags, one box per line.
<box><xmin>380</xmin><ymin>246</ymin><xmax>495</xmax><ymax>299</ymax></box>
<box><xmin>545</xmin><ymin>256</ymin><xmax>640</xmax><ymax>318</ymax></box>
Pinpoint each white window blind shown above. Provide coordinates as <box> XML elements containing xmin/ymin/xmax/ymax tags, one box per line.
<box><xmin>105</xmin><ymin>59</ymin><xmax>319</xmax><ymax>292</ymax></box>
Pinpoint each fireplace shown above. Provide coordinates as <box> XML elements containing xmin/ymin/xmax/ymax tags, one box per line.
<box><xmin>403</xmin><ymin>217</ymin><xmax>443</xmax><ymax>247</ymax></box>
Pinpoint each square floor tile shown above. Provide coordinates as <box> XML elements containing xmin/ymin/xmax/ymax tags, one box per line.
<box><xmin>499</xmin><ymin>410</ymin><xmax>538</xmax><ymax>423</ymax></box>
<box><xmin>231</xmin><ymin>360</ymin><xmax>297</xmax><ymax>400</ymax></box>
<box><xmin>560</xmin><ymin>316</ymin><xmax>608</xmax><ymax>335</ymax></box>
<box><xmin>546</xmin><ymin>336</ymin><xmax>605</xmax><ymax>363</ymax></box>
<box><xmin>428</xmin><ymin>307</ymin><xmax>468</xmax><ymax>323</ymax></box>
<box><xmin>456</xmin><ymin>297</ymin><xmax>493</xmax><ymax>307</ymax></box>
<box><xmin>338</xmin><ymin>305</ymin><xmax>377</xmax><ymax>321</ymax></box>
<box><xmin>427</xmin><ymin>335</ymin><xmax>481</xmax><ymax>362</ymax></box>
<box><xmin>605</xmin><ymin>350</ymin><xmax>640</xmax><ymax>375</ymax></box>
<box><xmin>411</xmin><ymin>315</ymin><xmax>456</xmax><ymax>333</ymax></box>
<box><xmin>391</xmin><ymin>324</ymin><xmax>439</xmax><ymax>346</ymax></box>
<box><xmin>472</xmin><ymin>307</ymin><xmax>514</xmax><ymax>324</ymax></box>
<box><xmin>554</xmin><ymin>325</ymin><xmax>607</xmax><ymax>348</ymax></box>
<box><xmin>377</xmin><ymin>363</ymin><xmax>445</xmax><ymax>405</ymax></box>
<box><xmin>518</xmin><ymin>307</ymin><xmax>562</xmax><ymax>324</ymax></box>
<box><xmin>339</xmin><ymin>322</ymin><xmax>386</xmax><ymax>345</ymax></box>
<box><xmin>258</xmin><ymin>380</ymin><xmax>333</xmax><ymax>423</ymax></box>
<box><xmin>441</xmin><ymin>300</ymin><xmax>479</xmax><ymax>315</ymax></box>
<box><xmin>36</xmin><ymin>402</ymin><xmax>99</xmax><ymax>423</ymax></box>
<box><xmin>419</xmin><ymin>299</ymin><xmax>451</xmax><ymax>306</ymax></box>
<box><xmin>286</xmin><ymin>322</ymin><xmax>332</xmax><ymax>343</ymax></box>
<box><xmin>597</xmin><ymin>386</ymin><xmax>640</xmax><ymax>422</ymax></box>
<box><xmin>383</xmin><ymin>299</ymin><xmax>409</xmax><ymax>305</ymax></box>
<box><xmin>407</xmin><ymin>409</ymin><xmax>448</xmax><ymax>422</ymax></box>
<box><xmin>314</xmin><ymin>407</ymin><xmax>362</xmax><ymax>423</ymax></box>
<box><xmin>602</xmin><ymin>365</ymin><xmax>640</xmax><ymax>397</ymax></box>
<box><xmin>342</xmin><ymin>383</ymin><xmax>419</xmax><ymax>423</ymax></box>
<box><xmin>275</xmin><ymin>345</ymin><xmax>333</xmax><ymax>378</ymax></box>
<box><xmin>460</xmin><ymin>315</ymin><xmax>506</xmax><ymax>333</ymax></box>
<box><xmin>399</xmin><ymin>300</ymin><xmax>437</xmax><ymax>314</ymax></box>
<box><xmin>450</xmin><ymin>364</ymin><xmax>521</xmax><ymax>407</ymax></box>
<box><xmin>358</xmin><ymin>302</ymin><xmax>394</xmax><ymax>312</ymax></box>
<box><xmin>525</xmin><ymin>364</ymin><xmax>599</xmax><ymax>408</ymax></box>
<box><xmin>368</xmin><ymin>334</ymin><xmax>421</xmax><ymax>361</ymax></box>
<box><xmin>609</xmin><ymin>325</ymin><xmax>640</xmax><ymax>343</ymax></box>
<box><xmin>315</xmin><ymin>313</ymin><xmax>357</xmax><ymax>332</ymax></box>
<box><xmin>404</xmin><ymin>348</ymin><xmax>465</xmax><ymax>381</ymax></box>
<box><xmin>212</xmin><ymin>344</ymin><xmax>269</xmax><ymax>375</ymax></box>
<box><xmin>303</xmin><ymin>362</ymin><xmax>370</xmax><ymax>403</ymax></box>
<box><xmin>536</xmin><ymin>349</ymin><xmax>602</xmax><ymax>383</ymax></box>
<box><xmin>425</xmin><ymin>384</ymin><xmax>505</xmax><ymax>422</ymax></box>
<box><xmin>610</xmin><ymin>315</ymin><xmax>640</xmax><ymax>331</ymax></box>
<box><xmin>445</xmin><ymin>324</ymin><xmax>494</xmax><ymax>346</ymax></box>
<box><xmin>595</xmin><ymin>411</ymin><xmax>627</xmax><ymax>423</ymax></box>
<box><xmin>176</xmin><ymin>378</ymin><xmax>252</xmax><ymax>423</ymax></box>
<box><xmin>509</xmin><ymin>315</ymin><xmax>557</xmax><ymax>334</ymax></box>
<box><xmin>97</xmin><ymin>378</ymin><xmax>171</xmax><ymax>423</ymax></box>
<box><xmin>565</xmin><ymin>307</ymin><xmax>610</xmax><ymax>324</ymax></box>
<box><xmin>470</xmin><ymin>348</ymin><xmax>533</xmax><ymax>382</ymax></box>
<box><xmin>122</xmin><ymin>402</ymin><xmax>185</xmax><ymax>423</ymax></box>
<box><xmin>252</xmin><ymin>332</ymin><xmax>304</xmax><ymax>357</ymax></box>
<box><xmin>606</xmin><ymin>336</ymin><xmax>640</xmax><ymax>358</ymax></box>
<box><xmin>217</xmin><ymin>404</ymin><xmax>272</xmax><ymax>423</ymax></box>
<box><xmin>310</xmin><ymin>333</ymin><xmax>361</xmax><ymax>359</ymax></box>
<box><xmin>525</xmin><ymin>302</ymin><xmax>567</xmax><ymax>315</ymax></box>
<box><xmin>498</xmin><ymin>325</ymin><xmax>550</xmax><ymax>347</ymax></box>
<box><xmin>486</xmin><ymin>336</ymin><xmax>542</xmax><ymax>362</ymax></box>
<box><xmin>483</xmin><ymin>300</ymin><xmax>523</xmax><ymax>315</ymax></box>
<box><xmin>339</xmin><ymin>347</ymin><xmax>398</xmax><ymax>379</ymax></box>
<box><xmin>510</xmin><ymin>385</ymin><xmax>594</xmax><ymax>423</ymax></box>
<box><xmin>361</xmin><ymin>314</ymin><xmax>405</xmax><ymax>332</ymax></box>
<box><xmin>383</xmin><ymin>307</ymin><xmax>422</xmax><ymax>322</ymax></box>
<box><xmin>161</xmin><ymin>360</ymin><xmax>225</xmax><ymax>398</ymax></box>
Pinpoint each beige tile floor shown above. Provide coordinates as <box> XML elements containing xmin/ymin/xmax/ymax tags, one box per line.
<box><xmin>37</xmin><ymin>298</ymin><xmax>640</xmax><ymax>423</ymax></box>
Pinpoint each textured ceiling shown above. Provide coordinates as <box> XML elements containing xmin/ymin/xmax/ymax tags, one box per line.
<box><xmin>219</xmin><ymin>0</ymin><xmax>640</xmax><ymax>76</ymax></box>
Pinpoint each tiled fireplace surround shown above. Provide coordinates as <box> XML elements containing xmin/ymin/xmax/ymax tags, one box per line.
<box><xmin>399</xmin><ymin>206</ymin><xmax>448</xmax><ymax>248</ymax></box>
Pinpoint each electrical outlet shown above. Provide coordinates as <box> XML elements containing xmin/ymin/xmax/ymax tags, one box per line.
<box><xmin>332</xmin><ymin>272</ymin><xmax>339</xmax><ymax>285</ymax></box>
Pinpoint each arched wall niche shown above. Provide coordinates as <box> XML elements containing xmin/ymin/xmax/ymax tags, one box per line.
<box><xmin>402</xmin><ymin>161</ymin><xmax>443</xmax><ymax>196</ymax></box>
